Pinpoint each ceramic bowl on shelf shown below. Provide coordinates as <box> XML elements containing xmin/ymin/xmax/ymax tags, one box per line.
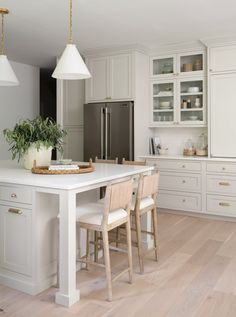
<box><xmin>160</xmin><ymin>101</ymin><xmax>171</xmax><ymax>107</ymax></box>
<box><xmin>187</xmin><ymin>87</ymin><xmax>200</xmax><ymax>93</ymax></box>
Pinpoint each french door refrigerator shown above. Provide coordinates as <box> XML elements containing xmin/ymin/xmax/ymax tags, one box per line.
<box><xmin>84</xmin><ymin>102</ymin><xmax>134</xmax><ymax>163</ymax></box>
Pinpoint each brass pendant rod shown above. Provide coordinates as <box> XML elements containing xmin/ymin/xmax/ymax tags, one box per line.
<box><xmin>69</xmin><ymin>0</ymin><xmax>73</xmax><ymax>44</ymax></box>
<box><xmin>0</xmin><ymin>13</ymin><xmax>4</xmax><ymax>55</ymax></box>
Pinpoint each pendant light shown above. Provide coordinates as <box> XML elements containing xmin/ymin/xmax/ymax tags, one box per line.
<box><xmin>0</xmin><ymin>8</ymin><xmax>19</xmax><ymax>86</ymax></box>
<box><xmin>52</xmin><ymin>0</ymin><xmax>91</xmax><ymax>80</ymax></box>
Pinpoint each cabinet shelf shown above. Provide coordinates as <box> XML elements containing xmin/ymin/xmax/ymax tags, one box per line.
<box><xmin>153</xmin><ymin>94</ymin><xmax>173</xmax><ymax>98</ymax></box>
<box><xmin>180</xmin><ymin>108</ymin><xmax>203</xmax><ymax>112</ymax></box>
<box><xmin>180</xmin><ymin>92</ymin><xmax>203</xmax><ymax>96</ymax></box>
<box><xmin>153</xmin><ymin>109</ymin><xmax>174</xmax><ymax>112</ymax></box>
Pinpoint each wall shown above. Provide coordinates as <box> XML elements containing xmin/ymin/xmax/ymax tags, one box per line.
<box><xmin>0</xmin><ymin>61</ymin><xmax>40</xmax><ymax>160</ymax></box>
<box><xmin>151</xmin><ymin>127</ymin><xmax>207</xmax><ymax>155</ymax></box>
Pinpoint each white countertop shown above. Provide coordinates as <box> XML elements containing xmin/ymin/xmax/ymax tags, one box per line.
<box><xmin>140</xmin><ymin>154</ymin><xmax>236</xmax><ymax>162</ymax></box>
<box><xmin>0</xmin><ymin>160</ymin><xmax>153</xmax><ymax>190</ymax></box>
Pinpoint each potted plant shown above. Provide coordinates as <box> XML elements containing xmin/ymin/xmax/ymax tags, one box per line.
<box><xmin>3</xmin><ymin>116</ymin><xmax>67</xmax><ymax>169</ymax></box>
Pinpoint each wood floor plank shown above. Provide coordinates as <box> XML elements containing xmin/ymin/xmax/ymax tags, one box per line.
<box><xmin>1</xmin><ymin>212</ymin><xmax>236</xmax><ymax>317</ymax></box>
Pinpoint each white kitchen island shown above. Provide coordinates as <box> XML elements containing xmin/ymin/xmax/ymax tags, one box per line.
<box><xmin>0</xmin><ymin>160</ymin><xmax>153</xmax><ymax>307</ymax></box>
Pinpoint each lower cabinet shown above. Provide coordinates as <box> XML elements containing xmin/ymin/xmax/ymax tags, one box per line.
<box><xmin>158</xmin><ymin>190</ymin><xmax>202</xmax><ymax>212</ymax></box>
<box><xmin>0</xmin><ymin>204</ymin><xmax>32</xmax><ymax>276</ymax></box>
<box><xmin>145</xmin><ymin>157</ymin><xmax>236</xmax><ymax>218</ymax></box>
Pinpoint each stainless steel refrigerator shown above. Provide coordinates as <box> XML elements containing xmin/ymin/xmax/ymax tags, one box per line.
<box><xmin>84</xmin><ymin>102</ymin><xmax>134</xmax><ymax>163</ymax></box>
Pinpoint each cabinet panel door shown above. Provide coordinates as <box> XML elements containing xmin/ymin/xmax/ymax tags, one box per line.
<box><xmin>0</xmin><ymin>205</ymin><xmax>32</xmax><ymax>276</ymax></box>
<box><xmin>210</xmin><ymin>46</ymin><xmax>236</xmax><ymax>72</ymax></box>
<box><xmin>110</xmin><ymin>54</ymin><xmax>132</xmax><ymax>100</ymax></box>
<box><xmin>87</xmin><ymin>57</ymin><xmax>109</xmax><ymax>102</ymax></box>
<box><xmin>210</xmin><ymin>73</ymin><xmax>236</xmax><ymax>157</ymax></box>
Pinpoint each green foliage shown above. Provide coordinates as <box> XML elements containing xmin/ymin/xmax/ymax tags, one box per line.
<box><xmin>3</xmin><ymin>117</ymin><xmax>67</xmax><ymax>161</ymax></box>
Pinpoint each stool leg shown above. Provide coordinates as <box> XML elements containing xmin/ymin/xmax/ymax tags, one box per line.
<box><xmin>135</xmin><ymin>212</ymin><xmax>144</xmax><ymax>274</ymax></box>
<box><xmin>94</xmin><ymin>231</ymin><xmax>98</xmax><ymax>262</ymax></box>
<box><xmin>152</xmin><ymin>207</ymin><xmax>159</xmax><ymax>262</ymax></box>
<box><xmin>85</xmin><ymin>229</ymin><xmax>90</xmax><ymax>270</ymax></box>
<box><xmin>126</xmin><ymin>218</ymin><xmax>133</xmax><ymax>284</ymax></box>
<box><xmin>102</xmin><ymin>229</ymin><xmax>112</xmax><ymax>301</ymax></box>
<box><xmin>116</xmin><ymin>227</ymin><xmax>120</xmax><ymax>248</ymax></box>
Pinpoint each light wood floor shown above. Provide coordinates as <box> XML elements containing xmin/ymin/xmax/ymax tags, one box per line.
<box><xmin>1</xmin><ymin>212</ymin><xmax>236</xmax><ymax>317</ymax></box>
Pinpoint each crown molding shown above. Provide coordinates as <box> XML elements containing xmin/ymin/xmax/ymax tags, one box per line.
<box><xmin>200</xmin><ymin>35</ymin><xmax>236</xmax><ymax>47</ymax></box>
<box><xmin>82</xmin><ymin>44</ymin><xmax>148</xmax><ymax>57</ymax></box>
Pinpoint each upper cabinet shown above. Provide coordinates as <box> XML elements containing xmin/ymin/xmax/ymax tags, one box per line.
<box><xmin>150</xmin><ymin>51</ymin><xmax>204</xmax><ymax>79</ymax></box>
<box><xmin>86</xmin><ymin>53</ymin><xmax>133</xmax><ymax>103</ymax></box>
<box><xmin>209</xmin><ymin>45</ymin><xmax>236</xmax><ymax>73</ymax></box>
<box><xmin>149</xmin><ymin>50</ymin><xmax>206</xmax><ymax>127</ymax></box>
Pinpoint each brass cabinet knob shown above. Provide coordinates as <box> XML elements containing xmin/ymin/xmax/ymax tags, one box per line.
<box><xmin>11</xmin><ymin>193</ymin><xmax>17</xmax><ymax>198</ymax></box>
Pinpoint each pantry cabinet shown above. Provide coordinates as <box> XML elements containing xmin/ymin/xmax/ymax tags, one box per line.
<box><xmin>86</xmin><ymin>54</ymin><xmax>133</xmax><ymax>102</ymax></box>
<box><xmin>149</xmin><ymin>50</ymin><xmax>206</xmax><ymax>127</ymax></box>
<box><xmin>209</xmin><ymin>45</ymin><xmax>236</xmax><ymax>73</ymax></box>
<box><xmin>210</xmin><ymin>73</ymin><xmax>236</xmax><ymax>158</ymax></box>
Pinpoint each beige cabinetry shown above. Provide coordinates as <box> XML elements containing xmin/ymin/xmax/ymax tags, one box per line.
<box><xmin>86</xmin><ymin>53</ymin><xmax>133</xmax><ymax>103</ymax></box>
<box><xmin>150</xmin><ymin>50</ymin><xmax>206</xmax><ymax>127</ymax></box>
<box><xmin>146</xmin><ymin>158</ymin><xmax>203</xmax><ymax>213</ymax></box>
<box><xmin>144</xmin><ymin>157</ymin><xmax>236</xmax><ymax>218</ymax></box>
<box><xmin>0</xmin><ymin>186</ymin><xmax>32</xmax><ymax>276</ymax></box>
<box><xmin>206</xmin><ymin>162</ymin><xmax>236</xmax><ymax>217</ymax></box>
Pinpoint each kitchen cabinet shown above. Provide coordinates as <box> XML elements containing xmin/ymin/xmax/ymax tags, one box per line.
<box><xmin>210</xmin><ymin>73</ymin><xmax>236</xmax><ymax>157</ymax></box>
<box><xmin>206</xmin><ymin>162</ymin><xmax>236</xmax><ymax>217</ymax></box>
<box><xmin>0</xmin><ymin>205</ymin><xmax>32</xmax><ymax>276</ymax></box>
<box><xmin>209</xmin><ymin>45</ymin><xmax>236</xmax><ymax>73</ymax></box>
<box><xmin>86</xmin><ymin>54</ymin><xmax>133</xmax><ymax>102</ymax></box>
<box><xmin>150</xmin><ymin>51</ymin><xmax>204</xmax><ymax>79</ymax></box>
<box><xmin>150</xmin><ymin>76</ymin><xmax>206</xmax><ymax>127</ymax></box>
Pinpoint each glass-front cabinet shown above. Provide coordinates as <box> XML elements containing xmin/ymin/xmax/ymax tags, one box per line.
<box><xmin>150</xmin><ymin>50</ymin><xmax>206</xmax><ymax>127</ymax></box>
<box><xmin>150</xmin><ymin>51</ymin><xmax>204</xmax><ymax>79</ymax></box>
<box><xmin>150</xmin><ymin>77</ymin><xmax>206</xmax><ymax>127</ymax></box>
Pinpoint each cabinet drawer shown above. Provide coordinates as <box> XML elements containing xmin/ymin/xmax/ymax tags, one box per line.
<box><xmin>207</xmin><ymin>195</ymin><xmax>236</xmax><ymax>217</ymax></box>
<box><xmin>0</xmin><ymin>205</ymin><xmax>32</xmax><ymax>276</ymax></box>
<box><xmin>160</xmin><ymin>172</ymin><xmax>201</xmax><ymax>192</ymax></box>
<box><xmin>207</xmin><ymin>175</ymin><xmax>236</xmax><ymax>195</ymax></box>
<box><xmin>207</xmin><ymin>163</ymin><xmax>236</xmax><ymax>174</ymax></box>
<box><xmin>158</xmin><ymin>190</ymin><xmax>201</xmax><ymax>211</ymax></box>
<box><xmin>0</xmin><ymin>186</ymin><xmax>32</xmax><ymax>205</ymax></box>
<box><xmin>156</xmin><ymin>160</ymin><xmax>201</xmax><ymax>172</ymax></box>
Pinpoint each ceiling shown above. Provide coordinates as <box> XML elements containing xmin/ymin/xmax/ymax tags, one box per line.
<box><xmin>2</xmin><ymin>0</ymin><xmax>236</xmax><ymax>67</ymax></box>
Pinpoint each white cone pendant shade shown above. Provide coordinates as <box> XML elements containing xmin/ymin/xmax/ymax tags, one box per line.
<box><xmin>0</xmin><ymin>55</ymin><xmax>19</xmax><ymax>86</ymax></box>
<box><xmin>52</xmin><ymin>44</ymin><xmax>91</xmax><ymax>80</ymax></box>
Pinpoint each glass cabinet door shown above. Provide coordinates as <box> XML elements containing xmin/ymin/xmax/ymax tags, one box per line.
<box><xmin>151</xmin><ymin>55</ymin><xmax>176</xmax><ymax>78</ymax></box>
<box><xmin>179</xmin><ymin>52</ymin><xmax>204</xmax><ymax>76</ymax></box>
<box><xmin>179</xmin><ymin>78</ymin><xmax>205</xmax><ymax>125</ymax></box>
<box><xmin>151</xmin><ymin>80</ymin><xmax>176</xmax><ymax>125</ymax></box>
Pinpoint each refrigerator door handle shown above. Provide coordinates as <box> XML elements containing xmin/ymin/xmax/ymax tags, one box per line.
<box><xmin>108</xmin><ymin>109</ymin><xmax>112</xmax><ymax>159</ymax></box>
<box><xmin>105</xmin><ymin>107</ymin><xmax>108</xmax><ymax>159</ymax></box>
<box><xmin>100</xmin><ymin>107</ymin><xmax>104</xmax><ymax>159</ymax></box>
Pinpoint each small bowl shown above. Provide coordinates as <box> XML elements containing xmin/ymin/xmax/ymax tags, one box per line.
<box><xmin>188</xmin><ymin>87</ymin><xmax>200</xmax><ymax>93</ymax></box>
<box><xmin>159</xmin><ymin>148</ymin><xmax>168</xmax><ymax>155</ymax></box>
<box><xmin>160</xmin><ymin>101</ymin><xmax>171</xmax><ymax>107</ymax></box>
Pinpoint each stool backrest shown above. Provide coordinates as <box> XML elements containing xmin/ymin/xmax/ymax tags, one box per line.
<box><xmin>122</xmin><ymin>158</ymin><xmax>146</xmax><ymax>166</ymax></box>
<box><xmin>95</xmin><ymin>157</ymin><xmax>118</xmax><ymax>164</ymax></box>
<box><xmin>102</xmin><ymin>179</ymin><xmax>133</xmax><ymax>227</ymax></box>
<box><xmin>138</xmin><ymin>171</ymin><xmax>160</xmax><ymax>202</ymax></box>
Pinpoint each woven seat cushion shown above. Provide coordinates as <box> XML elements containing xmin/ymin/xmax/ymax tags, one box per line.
<box><xmin>77</xmin><ymin>202</ymin><xmax>127</xmax><ymax>226</ymax></box>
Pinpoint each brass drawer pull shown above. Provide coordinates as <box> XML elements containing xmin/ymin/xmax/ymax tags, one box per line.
<box><xmin>219</xmin><ymin>202</ymin><xmax>230</xmax><ymax>207</ymax></box>
<box><xmin>222</xmin><ymin>167</ymin><xmax>226</xmax><ymax>171</ymax></box>
<box><xmin>182</xmin><ymin>180</ymin><xmax>186</xmax><ymax>184</ymax></box>
<box><xmin>11</xmin><ymin>193</ymin><xmax>17</xmax><ymax>198</ymax></box>
<box><xmin>8</xmin><ymin>208</ymin><xmax>22</xmax><ymax>215</ymax></box>
<box><xmin>219</xmin><ymin>182</ymin><xmax>230</xmax><ymax>186</ymax></box>
<box><xmin>182</xmin><ymin>199</ymin><xmax>186</xmax><ymax>203</ymax></box>
<box><xmin>182</xmin><ymin>165</ymin><xmax>186</xmax><ymax>168</ymax></box>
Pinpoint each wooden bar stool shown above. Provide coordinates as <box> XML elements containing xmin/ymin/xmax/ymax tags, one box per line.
<box><xmin>77</xmin><ymin>179</ymin><xmax>133</xmax><ymax>301</ymax></box>
<box><xmin>122</xmin><ymin>158</ymin><xmax>146</xmax><ymax>166</ymax></box>
<box><xmin>133</xmin><ymin>171</ymin><xmax>160</xmax><ymax>274</ymax></box>
<box><xmin>95</xmin><ymin>157</ymin><xmax>118</xmax><ymax>164</ymax></box>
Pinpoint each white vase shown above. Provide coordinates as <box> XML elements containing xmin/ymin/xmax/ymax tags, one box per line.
<box><xmin>23</xmin><ymin>144</ymin><xmax>53</xmax><ymax>170</ymax></box>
